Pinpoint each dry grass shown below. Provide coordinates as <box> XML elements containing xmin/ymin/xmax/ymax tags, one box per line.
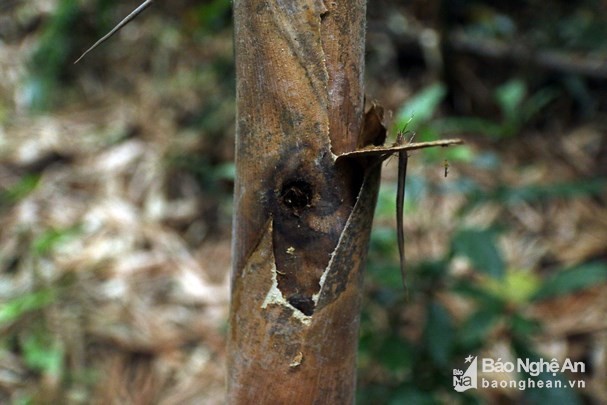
<box><xmin>1</xmin><ymin>2</ymin><xmax>232</xmax><ymax>403</ymax></box>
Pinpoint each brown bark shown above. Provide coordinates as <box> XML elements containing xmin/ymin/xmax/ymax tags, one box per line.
<box><xmin>228</xmin><ymin>0</ymin><xmax>373</xmax><ymax>402</ymax></box>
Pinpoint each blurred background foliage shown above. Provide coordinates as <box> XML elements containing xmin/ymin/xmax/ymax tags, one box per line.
<box><xmin>0</xmin><ymin>0</ymin><xmax>606</xmax><ymax>403</ymax></box>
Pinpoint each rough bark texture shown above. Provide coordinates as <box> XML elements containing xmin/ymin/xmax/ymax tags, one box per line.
<box><xmin>228</xmin><ymin>0</ymin><xmax>373</xmax><ymax>402</ymax></box>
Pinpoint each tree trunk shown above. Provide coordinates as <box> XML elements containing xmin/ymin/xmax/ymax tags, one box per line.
<box><xmin>228</xmin><ymin>0</ymin><xmax>376</xmax><ymax>402</ymax></box>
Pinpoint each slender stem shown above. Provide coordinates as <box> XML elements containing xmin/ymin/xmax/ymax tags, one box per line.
<box><xmin>395</xmin><ymin>133</ymin><xmax>408</xmax><ymax>292</ymax></box>
<box><xmin>74</xmin><ymin>0</ymin><xmax>154</xmax><ymax>64</ymax></box>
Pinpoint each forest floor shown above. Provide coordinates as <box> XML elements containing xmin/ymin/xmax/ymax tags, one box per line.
<box><xmin>1</xmin><ymin>1</ymin><xmax>606</xmax><ymax>403</ymax></box>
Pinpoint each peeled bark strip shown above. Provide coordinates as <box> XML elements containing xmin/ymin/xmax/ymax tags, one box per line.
<box><xmin>228</xmin><ymin>0</ymin><xmax>372</xmax><ymax>402</ymax></box>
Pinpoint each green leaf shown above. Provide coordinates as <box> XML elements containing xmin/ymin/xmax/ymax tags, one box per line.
<box><xmin>195</xmin><ymin>0</ymin><xmax>232</xmax><ymax>32</ymax></box>
<box><xmin>395</xmin><ymin>83</ymin><xmax>447</xmax><ymax>129</ymax></box>
<box><xmin>27</xmin><ymin>0</ymin><xmax>80</xmax><ymax>111</ymax></box>
<box><xmin>11</xmin><ymin>395</ymin><xmax>33</xmax><ymax>405</ymax></box>
<box><xmin>452</xmin><ymin>282</ymin><xmax>506</xmax><ymax>310</ymax></box>
<box><xmin>458</xmin><ymin>308</ymin><xmax>500</xmax><ymax>347</ymax></box>
<box><xmin>357</xmin><ymin>385</ymin><xmax>392</xmax><ymax>405</ymax></box>
<box><xmin>523</xmin><ymin>371</ymin><xmax>582</xmax><ymax>405</ymax></box>
<box><xmin>368</xmin><ymin>263</ymin><xmax>404</xmax><ymax>292</ymax></box>
<box><xmin>416</xmin><ymin>260</ymin><xmax>450</xmax><ymax>281</ymax></box>
<box><xmin>212</xmin><ymin>162</ymin><xmax>235</xmax><ymax>181</ymax></box>
<box><xmin>0</xmin><ymin>174</ymin><xmax>40</xmax><ymax>208</ymax></box>
<box><xmin>482</xmin><ymin>269</ymin><xmax>541</xmax><ymax>304</ymax></box>
<box><xmin>461</xmin><ymin>178</ymin><xmax>607</xmax><ymax>212</ymax></box>
<box><xmin>452</xmin><ymin>228</ymin><xmax>505</xmax><ymax>278</ymax></box>
<box><xmin>424</xmin><ymin>302</ymin><xmax>454</xmax><ymax>367</ymax></box>
<box><xmin>22</xmin><ymin>334</ymin><xmax>63</xmax><ymax>376</ymax></box>
<box><xmin>386</xmin><ymin>387</ymin><xmax>437</xmax><ymax>405</ymax></box>
<box><xmin>500</xmin><ymin>179</ymin><xmax>607</xmax><ymax>203</ymax></box>
<box><xmin>370</xmin><ymin>226</ymin><xmax>398</xmax><ymax>257</ymax></box>
<box><xmin>434</xmin><ymin>116</ymin><xmax>504</xmax><ymax>138</ymax></box>
<box><xmin>0</xmin><ymin>290</ymin><xmax>56</xmax><ymax>326</ymax></box>
<box><xmin>375</xmin><ymin>185</ymin><xmax>398</xmax><ymax>221</ymax></box>
<box><xmin>445</xmin><ymin>145</ymin><xmax>475</xmax><ymax>162</ymax></box>
<box><xmin>510</xmin><ymin>313</ymin><xmax>541</xmax><ymax>339</ymax></box>
<box><xmin>533</xmin><ymin>262</ymin><xmax>607</xmax><ymax>300</ymax></box>
<box><xmin>32</xmin><ymin>226</ymin><xmax>81</xmax><ymax>256</ymax></box>
<box><xmin>495</xmin><ymin>79</ymin><xmax>526</xmax><ymax>122</ymax></box>
<box><xmin>521</xmin><ymin>87</ymin><xmax>558</xmax><ymax>124</ymax></box>
<box><xmin>376</xmin><ymin>335</ymin><xmax>413</xmax><ymax>373</ymax></box>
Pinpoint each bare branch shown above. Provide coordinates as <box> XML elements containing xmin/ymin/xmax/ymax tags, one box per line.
<box><xmin>338</xmin><ymin>138</ymin><xmax>464</xmax><ymax>159</ymax></box>
<box><xmin>74</xmin><ymin>0</ymin><xmax>154</xmax><ymax>64</ymax></box>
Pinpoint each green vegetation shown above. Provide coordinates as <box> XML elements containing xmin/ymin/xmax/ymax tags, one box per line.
<box><xmin>357</xmin><ymin>73</ymin><xmax>606</xmax><ymax>401</ymax></box>
<box><xmin>4</xmin><ymin>0</ymin><xmax>605</xmax><ymax>402</ymax></box>
<box><xmin>24</xmin><ymin>0</ymin><xmax>81</xmax><ymax>110</ymax></box>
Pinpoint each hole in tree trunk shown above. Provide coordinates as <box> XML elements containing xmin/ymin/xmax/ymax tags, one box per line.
<box><xmin>280</xmin><ymin>180</ymin><xmax>313</xmax><ymax>211</ymax></box>
<box><xmin>287</xmin><ymin>295</ymin><xmax>315</xmax><ymax>316</ymax></box>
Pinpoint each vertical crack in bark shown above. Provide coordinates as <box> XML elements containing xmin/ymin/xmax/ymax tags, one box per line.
<box><xmin>313</xmin><ymin>163</ymin><xmax>381</xmax><ymax>309</ymax></box>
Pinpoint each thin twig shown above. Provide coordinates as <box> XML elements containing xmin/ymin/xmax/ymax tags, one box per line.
<box><xmin>74</xmin><ymin>0</ymin><xmax>154</xmax><ymax>64</ymax></box>
<box><xmin>449</xmin><ymin>31</ymin><xmax>607</xmax><ymax>80</ymax></box>
<box><xmin>338</xmin><ymin>138</ymin><xmax>464</xmax><ymax>159</ymax></box>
